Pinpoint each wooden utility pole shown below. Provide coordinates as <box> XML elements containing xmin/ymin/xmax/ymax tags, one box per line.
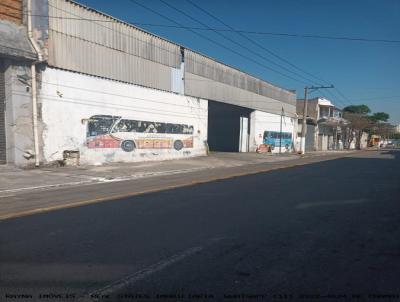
<box><xmin>300</xmin><ymin>85</ymin><xmax>334</xmax><ymax>155</ymax></box>
<box><xmin>300</xmin><ymin>87</ymin><xmax>309</xmax><ymax>154</ymax></box>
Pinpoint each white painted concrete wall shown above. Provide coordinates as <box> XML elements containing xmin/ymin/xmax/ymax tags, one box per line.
<box><xmin>39</xmin><ymin>67</ymin><xmax>208</xmax><ymax>165</ymax></box>
<box><xmin>250</xmin><ymin>110</ymin><xmax>296</xmax><ymax>153</ymax></box>
<box><xmin>5</xmin><ymin>63</ymin><xmax>38</xmax><ymax>167</ymax></box>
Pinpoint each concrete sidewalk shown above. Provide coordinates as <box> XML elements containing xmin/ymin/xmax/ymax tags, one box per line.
<box><xmin>0</xmin><ymin>150</ymin><xmax>361</xmax><ymax>220</ymax></box>
<box><xmin>0</xmin><ymin>151</ymin><xmax>351</xmax><ymax>196</ymax></box>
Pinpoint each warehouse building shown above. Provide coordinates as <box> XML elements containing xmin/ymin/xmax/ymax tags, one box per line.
<box><xmin>1</xmin><ymin>0</ymin><xmax>297</xmax><ymax>167</ymax></box>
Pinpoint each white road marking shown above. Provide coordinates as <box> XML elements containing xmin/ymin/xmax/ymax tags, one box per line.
<box><xmin>0</xmin><ymin>180</ymin><xmax>95</xmax><ymax>194</ymax></box>
<box><xmin>0</xmin><ymin>167</ymin><xmax>212</xmax><ymax>195</ymax></box>
<box><xmin>0</xmin><ymin>194</ymin><xmax>16</xmax><ymax>199</ymax></box>
<box><xmin>296</xmin><ymin>198</ymin><xmax>369</xmax><ymax>209</ymax></box>
<box><xmin>0</xmin><ymin>153</ymin><xmax>350</xmax><ymax>197</ymax></box>
<box><xmin>82</xmin><ymin>246</ymin><xmax>203</xmax><ymax>301</ymax></box>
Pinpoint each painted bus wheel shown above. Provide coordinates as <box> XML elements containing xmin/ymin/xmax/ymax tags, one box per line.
<box><xmin>174</xmin><ymin>140</ymin><xmax>184</xmax><ymax>151</ymax></box>
<box><xmin>121</xmin><ymin>140</ymin><xmax>136</xmax><ymax>152</ymax></box>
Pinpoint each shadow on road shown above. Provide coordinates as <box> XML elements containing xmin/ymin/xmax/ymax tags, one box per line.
<box><xmin>0</xmin><ymin>150</ymin><xmax>399</xmax><ymax>300</ymax></box>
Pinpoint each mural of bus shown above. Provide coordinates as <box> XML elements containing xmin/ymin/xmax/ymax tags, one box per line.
<box><xmin>263</xmin><ymin>131</ymin><xmax>293</xmax><ymax>150</ymax></box>
<box><xmin>86</xmin><ymin>115</ymin><xmax>194</xmax><ymax>152</ymax></box>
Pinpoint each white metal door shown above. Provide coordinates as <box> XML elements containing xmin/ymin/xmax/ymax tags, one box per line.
<box><xmin>239</xmin><ymin>117</ymin><xmax>249</xmax><ymax>152</ymax></box>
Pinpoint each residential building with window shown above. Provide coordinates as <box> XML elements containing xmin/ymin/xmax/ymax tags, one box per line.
<box><xmin>297</xmin><ymin>97</ymin><xmax>348</xmax><ymax>151</ymax></box>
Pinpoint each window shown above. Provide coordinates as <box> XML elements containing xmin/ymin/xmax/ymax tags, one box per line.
<box><xmin>111</xmin><ymin>119</ymin><xmax>194</xmax><ymax>135</ymax></box>
<box><xmin>87</xmin><ymin>116</ymin><xmax>118</xmax><ymax>136</ymax></box>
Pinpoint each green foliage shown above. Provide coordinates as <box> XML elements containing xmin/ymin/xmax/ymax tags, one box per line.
<box><xmin>343</xmin><ymin>105</ymin><xmax>371</xmax><ymax>115</ymax></box>
<box><xmin>369</xmin><ymin>112</ymin><xmax>390</xmax><ymax>122</ymax></box>
<box><xmin>391</xmin><ymin>133</ymin><xmax>400</xmax><ymax>140</ymax></box>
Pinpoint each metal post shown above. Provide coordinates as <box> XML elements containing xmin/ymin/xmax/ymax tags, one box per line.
<box><xmin>300</xmin><ymin>87</ymin><xmax>308</xmax><ymax>154</ymax></box>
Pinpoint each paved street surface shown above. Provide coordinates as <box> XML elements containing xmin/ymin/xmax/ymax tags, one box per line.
<box><xmin>0</xmin><ymin>151</ymin><xmax>354</xmax><ymax>221</ymax></box>
<box><xmin>0</xmin><ymin>151</ymin><xmax>337</xmax><ymax>195</ymax></box>
<box><xmin>0</xmin><ymin>150</ymin><xmax>399</xmax><ymax>301</ymax></box>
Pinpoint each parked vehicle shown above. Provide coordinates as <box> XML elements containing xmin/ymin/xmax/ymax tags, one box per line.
<box><xmin>368</xmin><ymin>135</ymin><xmax>381</xmax><ymax>147</ymax></box>
<box><xmin>263</xmin><ymin>131</ymin><xmax>292</xmax><ymax>150</ymax></box>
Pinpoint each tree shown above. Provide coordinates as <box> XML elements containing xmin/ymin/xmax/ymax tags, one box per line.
<box><xmin>369</xmin><ymin>112</ymin><xmax>390</xmax><ymax>123</ymax></box>
<box><xmin>342</xmin><ymin>112</ymin><xmax>372</xmax><ymax>149</ymax></box>
<box><xmin>374</xmin><ymin>123</ymin><xmax>391</xmax><ymax>139</ymax></box>
<box><xmin>343</xmin><ymin>105</ymin><xmax>371</xmax><ymax>115</ymax></box>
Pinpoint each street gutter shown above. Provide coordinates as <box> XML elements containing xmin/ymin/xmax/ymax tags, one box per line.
<box><xmin>0</xmin><ymin>151</ymin><xmax>362</xmax><ymax>221</ymax></box>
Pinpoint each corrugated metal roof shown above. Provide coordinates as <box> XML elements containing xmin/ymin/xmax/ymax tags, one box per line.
<box><xmin>185</xmin><ymin>72</ymin><xmax>296</xmax><ymax>117</ymax></box>
<box><xmin>47</xmin><ymin>0</ymin><xmax>180</xmax><ymax>91</ymax></box>
<box><xmin>185</xmin><ymin>49</ymin><xmax>296</xmax><ymax>106</ymax></box>
<box><xmin>46</xmin><ymin>0</ymin><xmax>296</xmax><ymax>110</ymax></box>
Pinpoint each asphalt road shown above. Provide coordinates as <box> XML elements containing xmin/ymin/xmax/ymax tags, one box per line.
<box><xmin>1</xmin><ymin>150</ymin><xmax>399</xmax><ymax>302</ymax></box>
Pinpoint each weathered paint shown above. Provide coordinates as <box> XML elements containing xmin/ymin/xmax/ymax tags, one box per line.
<box><xmin>39</xmin><ymin>67</ymin><xmax>208</xmax><ymax>165</ymax></box>
<box><xmin>184</xmin><ymin>49</ymin><xmax>296</xmax><ymax>114</ymax></box>
<box><xmin>0</xmin><ymin>20</ymin><xmax>37</xmax><ymax>60</ymax></box>
<box><xmin>0</xmin><ymin>0</ymin><xmax>22</xmax><ymax>24</ymax></box>
<box><xmin>250</xmin><ymin>110</ymin><xmax>296</xmax><ymax>153</ymax></box>
<box><xmin>185</xmin><ymin>72</ymin><xmax>296</xmax><ymax>117</ymax></box>
<box><xmin>42</xmin><ymin>0</ymin><xmax>295</xmax><ymax>115</ymax></box>
<box><xmin>47</xmin><ymin>0</ymin><xmax>180</xmax><ymax>92</ymax></box>
<box><xmin>2</xmin><ymin>61</ymin><xmax>40</xmax><ymax>166</ymax></box>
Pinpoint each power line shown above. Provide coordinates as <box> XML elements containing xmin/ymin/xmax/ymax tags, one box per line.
<box><xmin>185</xmin><ymin>0</ymin><xmax>323</xmax><ymax>84</ymax></box>
<box><xmin>39</xmin><ymin>80</ymin><xmax>208</xmax><ymax>113</ymax></box>
<box><xmin>168</xmin><ymin>0</ymin><xmax>356</xmax><ymax>110</ymax></box>
<box><xmin>127</xmin><ymin>0</ymin><xmax>308</xmax><ymax>86</ymax></box>
<box><xmin>346</xmin><ymin>95</ymin><xmax>400</xmax><ymax>101</ymax></box>
<box><xmin>48</xmin><ymin>0</ymin><xmax>292</xmax><ymax>90</ymax></box>
<box><xmin>182</xmin><ymin>1</ymin><xmax>354</xmax><ymax>108</ymax></box>
<box><xmin>41</xmin><ymin>79</ymin><xmax>294</xmax><ymax>107</ymax></box>
<box><xmin>132</xmin><ymin>0</ymin><xmax>358</xmax><ymax>112</ymax></box>
<box><xmin>31</xmin><ymin>3</ymin><xmax>300</xmax><ymax>103</ymax></box>
<box><xmin>23</xmin><ymin>7</ymin><xmax>355</xmax><ymax>107</ymax></box>
<box><xmin>159</xmin><ymin>0</ymin><xmax>317</xmax><ymax>85</ymax></box>
<box><xmin>46</xmin><ymin>2</ymin><xmax>304</xmax><ymax>90</ymax></box>
<box><xmin>19</xmin><ymin>13</ymin><xmax>400</xmax><ymax>44</ymax></box>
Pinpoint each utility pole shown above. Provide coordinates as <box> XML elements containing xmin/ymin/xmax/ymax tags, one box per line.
<box><xmin>300</xmin><ymin>85</ymin><xmax>334</xmax><ymax>155</ymax></box>
<box><xmin>279</xmin><ymin>107</ymin><xmax>283</xmax><ymax>153</ymax></box>
<box><xmin>300</xmin><ymin>87</ymin><xmax>309</xmax><ymax>155</ymax></box>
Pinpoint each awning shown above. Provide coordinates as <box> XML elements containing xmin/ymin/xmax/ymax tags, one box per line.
<box><xmin>0</xmin><ymin>21</ymin><xmax>37</xmax><ymax>60</ymax></box>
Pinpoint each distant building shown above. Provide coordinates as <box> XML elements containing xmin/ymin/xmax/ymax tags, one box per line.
<box><xmin>296</xmin><ymin>97</ymin><xmax>348</xmax><ymax>151</ymax></box>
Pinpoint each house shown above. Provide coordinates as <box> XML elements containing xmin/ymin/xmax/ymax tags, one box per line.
<box><xmin>297</xmin><ymin>97</ymin><xmax>348</xmax><ymax>151</ymax></box>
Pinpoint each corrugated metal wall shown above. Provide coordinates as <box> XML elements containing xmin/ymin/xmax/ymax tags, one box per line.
<box><xmin>46</xmin><ymin>0</ymin><xmax>296</xmax><ymax>116</ymax></box>
<box><xmin>47</xmin><ymin>0</ymin><xmax>181</xmax><ymax>91</ymax></box>
<box><xmin>184</xmin><ymin>50</ymin><xmax>296</xmax><ymax>115</ymax></box>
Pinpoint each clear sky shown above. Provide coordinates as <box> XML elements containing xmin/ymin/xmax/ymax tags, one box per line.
<box><xmin>77</xmin><ymin>0</ymin><xmax>400</xmax><ymax>124</ymax></box>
